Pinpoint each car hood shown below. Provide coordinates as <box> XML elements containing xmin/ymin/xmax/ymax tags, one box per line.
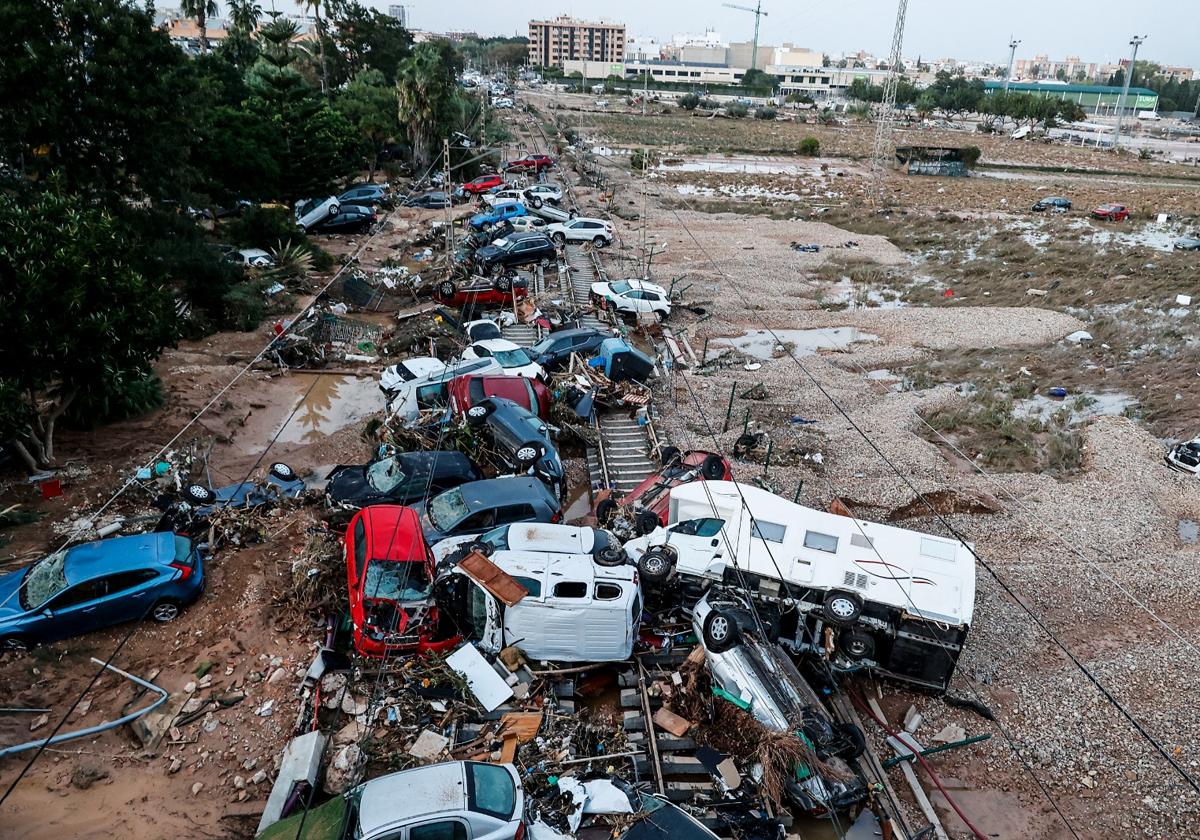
<box><xmin>0</xmin><ymin>568</ymin><xmax>28</xmax><ymax>621</ymax></box>
<box><xmin>589</xmin><ymin>281</ymin><xmax>613</xmax><ymax>296</ymax></box>
<box><xmin>475</xmin><ymin>245</ymin><xmax>503</xmax><ymax>260</ymax></box>
<box><xmin>325</xmin><ymin>465</ymin><xmax>374</xmax><ymax>506</ymax></box>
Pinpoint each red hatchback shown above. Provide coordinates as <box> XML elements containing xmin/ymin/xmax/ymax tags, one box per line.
<box><xmin>1091</xmin><ymin>203</ymin><xmax>1129</xmax><ymax>221</ymax></box>
<box><xmin>447</xmin><ymin>373</ymin><xmax>552</xmax><ymax>420</ymax></box>
<box><xmin>505</xmin><ymin>154</ymin><xmax>554</xmax><ymax>172</ymax></box>
<box><xmin>344</xmin><ymin>506</ymin><xmax>446</xmax><ymax>657</ymax></box>
<box><xmin>433</xmin><ymin>276</ymin><xmax>530</xmax><ymax>308</ymax></box>
<box><xmin>461</xmin><ymin>174</ymin><xmax>504</xmax><ymax>195</ymax></box>
<box><xmin>596</xmin><ymin>449</ymin><xmax>732</xmax><ymax>535</ymax></box>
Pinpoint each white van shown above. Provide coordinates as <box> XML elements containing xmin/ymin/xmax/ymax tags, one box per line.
<box><xmin>622</xmin><ymin>481</ymin><xmax>976</xmax><ymax>692</ymax></box>
<box><xmin>383</xmin><ymin>357</ymin><xmax>503</xmax><ymax>426</ymax></box>
<box><xmin>440</xmin><ymin>550</ymin><xmax>641</xmax><ymax>662</ymax></box>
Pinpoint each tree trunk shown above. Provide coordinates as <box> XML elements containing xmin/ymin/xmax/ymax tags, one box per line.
<box><xmin>316</xmin><ymin>9</ymin><xmax>328</xmax><ymax>97</ymax></box>
<box><xmin>41</xmin><ymin>387</ymin><xmax>76</xmax><ymax>465</ymax></box>
<box><xmin>10</xmin><ymin>440</ymin><xmax>40</xmax><ymax>475</ymax></box>
<box><xmin>198</xmin><ymin>9</ymin><xmax>209</xmax><ymax>55</ymax></box>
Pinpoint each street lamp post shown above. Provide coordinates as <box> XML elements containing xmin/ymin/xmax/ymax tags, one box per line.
<box><xmin>1004</xmin><ymin>37</ymin><xmax>1020</xmax><ymax>94</ymax></box>
<box><xmin>1113</xmin><ymin>35</ymin><xmax>1146</xmax><ymax>149</ymax></box>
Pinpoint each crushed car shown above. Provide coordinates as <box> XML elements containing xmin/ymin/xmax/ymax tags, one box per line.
<box><xmin>325</xmin><ymin>450</ymin><xmax>482</xmax><ymax>512</ymax></box>
<box><xmin>597</xmin><ymin>448</ymin><xmax>731</xmax><ymax>536</ymax></box>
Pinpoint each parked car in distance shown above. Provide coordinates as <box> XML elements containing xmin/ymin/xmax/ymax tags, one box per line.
<box><xmin>597</xmin><ymin>449</ymin><xmax>731</xmax><ymax>535</ymax></box>
<box><xmin>461</xmin><ymin>338</ymin><xmax>545</xmax><ymax>380</ymax></box>
<box><xmin>591</xmin><ymin>278</ymin><xmax>671</xmax><ymax>319</ymax></box>
<box><xmin>1174</xmin><ymin>236</ymin><xmax>1200</xmax><ymax>252</ymax></box>
<box><xmin>448</xmin><ymin>374</ymin><xmax>552</xmax><ymax>421</ymax></box>
<box><xmin>402</xmin><ymin>191</ymin><xmax>453</xmax><ymax>209</ymax></box>
<box><xmin>1166</xmin><ymin>435</ymin><xmax>1200</xmax><ymax>474</ymax></box>
<box><xmin>259</xmin><ymin>761</ymin><xmax>524</xmax><ymax>840</ymax></box>
<box><xmin>466</xmin><ymin>397</ymin><xmax>563</xmax><ymax>498</ymax></box>
<box><xmin>433</xmin><ymin>274</ymin><xmax>530</xmax><ymax>308</ymax></box>
<box><xmin>529</xmin><ymin>326</ymin><xmax>611</xmax><ymax>371</ymax></box>
<box><xmin>474</xmin><ymin>232</ymin><xmax>557</xmax><ymax>275</ymax></box>
<box><xmin>311</xmin><ymin>204</ymin><xmax>375</xmax><ymax>234</ymax></box>
<box><xmin>509</xmin><ymin>216</ymin><xmax>548</xmax><ymax>233</ymax></box>
<box><xmin>1091</xmin><ymin>203</ymin><xmax>1129</xmax><ymax>221</ymax></box>
<box><xmin>1032</xmin><ymin>196</ymin><xmax>1072</xmax><ymax>212</ymax></box>
<box><xmin>692</xmin><ymin>590</ymin><xmax>868</xmax><ymax>818</ymax></box>
<box><xmin>505</xmin><ymin>154</ymin><xmax>553</xmax><ymax>172</ymax></box>
<box><xmin>469</xmin><ymin>201</ymin><xmax>528</xmax><ymax>231</ymax></box>
<box><xmin>522</xmin><ymin>183</ymin><xmax>563</xmax><ymax>207</ymax></box>
<box><xmin>461</xmin><ymin>174</ymin><xmax>504</xmax><ymax>195</ymax></box>
<box><xmin>595</xmin><ymin>98</ymin><xmax>609</xmax><ymax>107</ymax></box>
<box><xmin>546</xmin><ymin>217</ymin><xmax>614</xmax><ymax>247</ymax></box>
<box><xmin>326</xmin><ymin>451</ymin><xmax>483</xmax><ymax>511</ymax></box>
<box><xmin>225</xmin><ymin>248</ymin><xmax>275</xmax><ymax>268</ymax></box>
<box><xmin>338</xmin><ymin>183</ymin><xmax>392</xmax><ymax>209</ymax></box>
<box><xmin>294</xmin><ymin>196</ymin><xmax>339</xmax><ymax>231</ymax></box>
<box><xmin>414</xmin><ymin>476</ymin><xmax>561</xmax><ymax>543</ymax></box>
<box><xmin>344</xmin><ymin>505</ymin><xmax>444</xmax><ymax>656</ymax></box>
<box><xmin>0</xmin><ymin>532</ymin><xmax>203</xmax><ymax>650</ymax></box>
<box><xmin>492</xmin><ymin>98</ymin><xmax>515</xmax><ymax>109</ymax></box>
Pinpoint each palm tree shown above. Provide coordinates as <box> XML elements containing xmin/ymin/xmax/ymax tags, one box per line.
<box><xmin>300</xmin><ymin>0</ymin><xmax>341</xmax><ymax>96</ymax></box>
<box><xmin>227</xmin><ymin>0</ymin><xmax>262</xmax><ymax>35</ymax></box>
<box><xmin>180</xmin><ymin>0</ymin><xmax>219</xmax><ymax>54</ymax></box>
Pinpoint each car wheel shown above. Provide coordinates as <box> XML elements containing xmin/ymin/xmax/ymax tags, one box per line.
<box><xmin>151</xmin><ymin>600</ymin><xmax>182</xmax><ymax>623</ymax></box>
<box><xmin>596</xmin><ymin>496</ymin><xmax>619</xmax><ymax>524</ymax></box>
<box><xmin>595</xmin><ymin>545</ymin><xmax>627</xmax><ymax>567</ymax></box>
<box><xmin>659</xmin><ymin>445</ymin><xmax>682</xmax><ymax>467</ymax></box>
<box><xmin>466</xmin><ymin>402</ymin><xmax>493</xmax><ymax>426</ymax></box>
<box><xmin>700</xmin><ymin>453</ymin><xmax>726</xmax><ymax>481</ymax></box>
<box><xmin>495</xmin><ymin>275</ymin><xmax>513</xmax><ymax>292</ymax></box>
<box><xmin>532</xmin><ymin>197</ymin><xmax>544</xmax><ymax>209</ymax></box>
<box><xmin>269</xmin><ymin>463</ymin><xmax>296</xmax><ymax>481</ymax></box>
<box><xmin>838</xmin><ymin>628</ymin><xmax>875</xmax><ymax>661</ymax></box>
<box><xmin>185</xmin><ymin>484</ymin><xmax>217</xmax><ymax>504</ymax></box>
<box><xmin>637</xmin><ymin>547</ymin><xmax>676</xmax><ymax>586</ymax></box>
<box><xmin>539</xmin><ymin>257</ymin><xmax>551</xmax><ymax>268</ymax></box>
<box><xmin>466</xmin><ymin>540</ymin><xmax>494</xmax><ymax>557</ymax></box>
<box><xmin>515</xmin><ymin>442</ymin><xmax>544</xmax><ymax>468</ymax></box>
<box><xmin>592</xmin><ymin>235</ymin><xmax>607</xmax><ymax>248</ymax></box>
<box><xmin>552</xmin><ymin>233</ymin><xmax>566</xmax><ymax>246</ymax></box>
<box><xmin>833</xmin><ymin>722</ymin><xmax>867</xmax><ymax>761</ymax></box>
<box><xmin>702</xmin><ymin>607</ymin><xmax>740</xmax><ymax>653</ymax></box>
<box><xmin>438</xmin><ymin>280</ymin><xmax>457</xmax><ymax>297</ymax></box>
<box><xmin>634</xmin><ymin>509</ymin><xmax>660</xmax><ymax>536</ymax></box>
<box><xmin>822</xmin><ymin>589</ymin><xmax>863</xmax><ymax>626</ymax></box>
<box><xmin>0</xmin><ymin>636</ymin><xmax>29</xmax><ymax>653</ymax></box>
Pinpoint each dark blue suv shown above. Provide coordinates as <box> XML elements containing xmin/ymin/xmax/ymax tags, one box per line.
<box><xmin>0</xmin><ymin>532</ymin><xmax>204</xmax><ymax>651</ymax></box>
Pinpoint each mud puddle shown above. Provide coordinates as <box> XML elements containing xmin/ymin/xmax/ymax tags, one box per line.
<box><xmin>274</xmin><ymin>373</ymin><xmax>382</xmax><ymax>445</ymax></box>
<box><xmin>1181</xmin><ymin>520</ymin><xmax>1198</xmax><ymax>545</ymax></box>
<box><xmin>826</xmin><ymin>278</ymin><xmax>907</xmax><ymax>309</ymax></box>
<box><xmin>1012</xmin><ymin>390</ymin><xmax>1137</xmax><ymax>425</ymax></box>
<box><xmin>714</xmin><ymin>328</ymin><xmax>880</xmax><ymax>360</ymax></box>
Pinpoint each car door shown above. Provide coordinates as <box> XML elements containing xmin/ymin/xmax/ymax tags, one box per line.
<box><xmin>404</xmin><ymin>818</ymin><xmax>469</xmax><ymax>840</ymax></box>
<box><xmin>661</xmin><ymin>517</ymin><xmax>728</xmax><ymax>575</ymax></box>
<box><xmin>40</xmin><ymin>578</ymin><xmax>114</xmax><ymax>640</ymax></box>
<box><xmin>452</xmin><ymin>508</ymin><xmax>497</xmax><ymax>536</ymax></box>
<box><xmin>495</xmin><ymin>503</ymin><xmax>538</xmax><ymax>528</ymax></box>
<box><xmin>641</xmin><ymin>291</ymin><xmax>663</xmax><ymax>313</ymax></box>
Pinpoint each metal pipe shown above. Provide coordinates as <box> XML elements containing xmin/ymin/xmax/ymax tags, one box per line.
<box><xmin>0</xmin><ymin>658</ymin><xmax>168</xmax><ymax>757</ymax></box>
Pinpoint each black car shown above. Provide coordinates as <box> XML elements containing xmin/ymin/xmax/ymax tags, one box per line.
<box><xmin>339</xmin><ymin>183</ymin><xmax>393</xmax><ymax>209</ymax></box>
<box><xmin>466</xmin><ymin>397</ymin><xmax>563</xmax><ymax>499</ymax></box>
<box><xmin>312</xmin><ymin>204</ymin><xmax>376</xmax><ymax>234</ymax></box>
<box><xmin>403</xmin><ymin>191</ymin><xmax>453</xmax><ymax>209</ymax></box>
<box><xmin>529</xmin><ymin>326</ymin><xmax>610</xmax><ymax>371</ymax></box>
<box><xmin>326</xmin><ymin>451</ymin><xmax>483</xmax><ymax>511</ymax></box>
<box><xmin>414</xmin><ymin>476</ymin><xmax>561</xmax><ymax>542</ymax></box>
<box><xmin>474</xmin><ymin>232</ymin><xmax>556</xmax><ymax>275</ymax></box>
<box><xmin>1032</xmin><ymin>196</ymin><xmax>1072</xmax><ymax>212</ymax></box>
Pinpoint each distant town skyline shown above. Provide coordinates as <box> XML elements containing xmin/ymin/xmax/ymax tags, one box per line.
<box><xmin>260</xmin><ymin>0</ymin><xmax>1198</xmax><ymax>69</ymax></box>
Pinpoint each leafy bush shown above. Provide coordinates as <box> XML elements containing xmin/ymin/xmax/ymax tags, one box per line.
<box><xmin>756</xmin><ymin>107</ymin><xmax>777</xmax><ymax>120</ymax></box>
<box><xmin>227</xmin><ymin>206</ymin><xmax>302</xmax><ymax>250</ymax></box>
<box><xmin>630</xmin><ymin>148</ymin><xmax>660</xmax><ymax>173</ymax></box>
<box><xmin>798</xmin><ymin>136</ymin><xmax>821</xmax><ymax>156</ymax></box>
<box><xmin>679</xmin><ymin>93</ymin><xmax>700</xmax><ymax>110</ymax></box>
<box><xmin>223</xmin><ymin>280</ymin><xmax>269</xmax><ymax>331</ymax></box>
<box><xmin>961</xmin><ymin>145</ymin><xmax>982</xmax><ymax>168</ymax></box>
<box><xmin>64</xmin><ymin>371</ymin><xmax>165</xmax><ymax>429</ymax></box>
<box><xmin>725</xmin><ymin>103</ymin><xmax>748</xmax><ymax>118</ymax></box>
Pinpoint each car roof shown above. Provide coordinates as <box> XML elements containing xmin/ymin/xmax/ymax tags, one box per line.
<box><xmin>456</xmin><ymin>476</ymin><xmax>556</xmax><ymax>510</ymax></box>
<box><xmin>509</xmin><ymin>231</ymin><xmax>550</xmax><ymax>243</ymax></box>
<box><xmin>65</xmin><ymin>533</ymin><xmax>177</xmax><ymax>584</ymax></box>
<box><xmin>357</xmin><ymin>762</ymin><xmax>467</xmax><ymax>833</ymax></box>
<box><xmin>490</xmin><ymin>549</ymin><xmax>635</xmax><ymax>587</ymax></box>
<box><xmin>498</xmin><ymin>523</ymin><xmax>599</xmax><ymax>553</ymax></box>
<box><xmin>472</xmin><ymin>338</ymin><xmax>522</xmax><ymax>352</ymax></box>
<box><xmin>397</xmin><ymin>450</ymin><xmax>476</xmax><ymax>476</ymax></box>
<box><xmin>355</xmin><ymin>506</ymin><xmax>426</xmax><ymax>560</ymax></box>
<box><xmin>570</xmin><ymin>217</ymin><xmax>609</xmax><ymax>224</ymax></box>
<box><xmin>608</xmin><ymin>279</ymin><xmax>667</xmax><ymax>294</ymax></box>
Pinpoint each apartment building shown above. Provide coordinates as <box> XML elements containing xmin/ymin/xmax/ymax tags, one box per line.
<box><xmin>528</xmin><ymin>16</ymin><xmax>626</xmax><ymax>69</ymax></box>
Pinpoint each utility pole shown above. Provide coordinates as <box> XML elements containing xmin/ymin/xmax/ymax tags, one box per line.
<box><xmin>443</xmin><ymin>138</ymin><xmax>453</xmax><ymax>253</ymax></box>
<box><xmin>869</xmin><ymin>0</ymin><xmax>910</xmax><ymax>205</ymax></box>
<box><xmin>1113</xmin><ymin>35</ymin><xmax>1146</xmax><ymax>149</ymax></box>
<box><xmin>1004</xmin><ymin>37</ymin><xmax>1020</xmax><ymax>94</ymax></box>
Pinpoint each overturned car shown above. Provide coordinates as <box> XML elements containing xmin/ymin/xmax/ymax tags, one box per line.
<box><xmin>624</xmin><ymin>481</ymin><xmax>976</xmax><ymax>693</ymax></box>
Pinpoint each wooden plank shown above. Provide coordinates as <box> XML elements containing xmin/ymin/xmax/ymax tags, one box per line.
<box><xmin>867</xmin><ymin>696</ymin><xmax>947</xmax><ymax>840</ymax></box>
<box><xmin>653</xmin><ymin>708</ymin><xmax>693</xmax><ymax>737</ymax></box>
<box><xmin>456</xmin><ymin>551</ymin><xmax>528</xmax><ymax>606</ymax></box>
<box><xmin>827</xmin><ymin>689</ymin><xmax>913</xmax><ymax>840</ymax></box>
<box><xmin>497</xmin><ymin>711</ymin><xmax>543</xmax><ymax>744</ymax></box>
<box><xmin>498</xmin><ymin>734</ymin><xmax>518</xmax><ymax>764</ymax></box>
<box><xmin>637</xmin><ymin>663</ymin><xmax>666</xmax><ymax>796</ymax></box>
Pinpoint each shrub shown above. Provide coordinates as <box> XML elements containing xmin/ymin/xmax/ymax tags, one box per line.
<box><xmin>630</xmin><ymin>148</ymin><xmax>660</xmax><ymax>173</ymax></box>
<box><xmin>798</xmin><ymin>136</ymin><xmax>821</xmax><ymax>156</ymax></box>
<box><xmin>756</xmin><ymin>106</ymin><xmax>777</xmax><ymax>120</ymax></box>
<box><xmin>227</xmin><ymin>206</ymin><xmax>302</xmax><ymax>250</ymax></box>
<box><xmin>64</xmin><ymin>371</ymin><xmax>165</xmax><ymax>429</ymax></box>
<box><xmin>961</xmin><ymin>145</ymin><xmax>982</xmax><ymax>168</ymax></box>
<box><xmin>679</xmin><ymin>93</ymin><xmax>700</xmax><ymax>110</ymax></box>
<box><xmin>725</xmin><ymin>103</ymin><xmax>748</xmax><ymax>118</ymax></box>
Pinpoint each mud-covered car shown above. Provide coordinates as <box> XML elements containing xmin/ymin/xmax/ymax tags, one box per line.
<box><xmin>1166</xmin><ymin>436</ymin><xmax>1200</xmax><ymax>475</ymax></box>
<box><xmin>155</xmin><ymin>462</ymin><xmax>305</xmax><ymax>537</ymax></box>
<box><xmin>596</xmin><ymin>448</ymin><xmax>731</xmax><ymax>536</ymax></box>
<box><xmin>325</xmin><ymin>451</ymin><xmax>483</xmax><ymax>511</ymax></box>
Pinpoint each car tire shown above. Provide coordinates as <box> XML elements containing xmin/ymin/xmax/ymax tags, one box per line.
<box><xmin>634</xmin><ymin>509</ymin><xmax>660</xmax><ymax>536</ymax></box>
<box><xmin>439</xmin><ymin>280</ymin><xmax>457</xmax><ymax>297</ymax></box>
<box><xmin>495</xmin><ymin>275</ymin><xmax>513</xmax><ymax>292</ymax></box>
<box><xmin>0</xmin><ymin>636</ymin><xmax>29</xmax><ymax>653</ymax></box>
<box><xmin>659</xmin><ymin>445</ymin><xmax>682</xmax><ymax>467</ymax></box>
<box><xmin>596</xmin><ymin>496</ymin><xmax>619</xmax><ymax>524</ymax></box>
<box><xmin>466</xmin><ymin>402</ymin><xmax>494</xmax><ymax>427</ymax></box>
<box><xmin>702</xmin><ymin>607</ymin><xmax>741</xmax><ymax>653</ymax></box>
<box><xmin>592</xmin><ymin>235</ymin><xmax>607</xmax><ymax>248</ymax></box>
<box><xmin>833</xmin><ymin>722</ymin><xmax>867</xmax><ymax>761</ymax></box>
<box><xmin>822</xmin><ymin>589</ymin><xmax>863</xmax><ymax>627</ymax></box>
<box><xmin>552</xmin><ymin>233</ymin><xmax>566</xmax><ymax>246</ymax></box>
<box><xmin>539</xmin><ymin>257</ymin><xmax>551</xmax><ymax>268</ymax></box>
<box><xmin>532</xmin><ymin>197</ymin><xmax>544</xmax><ymax>209</ymax></box>
<box><xmin>185</xmin><ymin>484</ymin><xmax>217</xmax><ymax>504</ymax></box>
<box><xmin>637</xmin><ymin>547</ymin><xmax>676</xmax><ymax>586</ymax></box>
<box><xmin>269</xmin><ymin>463</ymin><xmax>296</xmax><ymax>482</ymax></box>
<box><xmin>515</xmin><ymin>442</ymin><xmax>545</xmax><ymax>468</ymax></box>
<box><xmin>700</xmin><ymin>453</ymin><xmax>726</xmax><ymax>481</ymax></box>
<box><xmin>568</xmin><ymin>209</ymin><xmax>578</xmax><ymax>220</ymax></box>
<box><xmin>595</xmin><ymin>545</ymin><xmax>627</xmax><ymax>567</ymax></box>
<box><xmin>151</xmin><ymin>600</ymin><xmax>182</xmax><ymax>623</ymax></box>
<box><xmin>466</xmin><ymin>540</ymin><xmax>494</xmax><ymax>558</ymax></box>
<box><xmin>838</xmin><ymin>627</ymin><xmax>875</xmax><ymax>661</ymax></box>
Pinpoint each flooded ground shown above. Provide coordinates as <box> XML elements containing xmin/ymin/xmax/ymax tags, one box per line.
<box><xmin>714</xmin><ymin>327</ymin><xmax>881</xmax><ymax>360</ymax></box>
<box><xmin>1181</xmin><ymin>520</ymin><xmax>1199</xmax><ymax>545</ymax></box>
<box><xmin>657</xmin><ymin>155</ymin><xmax>831</xmax><ymax>176</ymax></box>
<box><xmin>1012</xmin><ymin>391</ymin><xmax>1138</xmax><ymax>425</ymax></box>
<box><xmin>275</xmin><ymin>373</ymin><xmax>382</xmax><ymax>444</ymax></box>
<box><xmin>825</xmin><ymin>278</ymin><xmax>908</xmax><ymax>310</ymax></box>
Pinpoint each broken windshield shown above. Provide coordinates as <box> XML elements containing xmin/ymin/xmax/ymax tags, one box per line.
<box><xmin>21</xmin><ymin>550</ymin><xmax>69</xmax><ymax>610</ymax></box>
<box><xmin>366</xmin><ymin>458</ymin><xmax>408</xmax><ymax>494</ymax></box>
<box><xmin>363</xmin><ymin>558</ymin><xmax>431</xmax><ymax>602</ymax></box>
<box><xmin>609</xmin><ymin>280</ymin><xmax>632</xmax><ymax>294</ymax></box>
<box><xmin>428</xmin><ymin>488</ymin><xmax>468</xmax><ymax>531</ymax></box>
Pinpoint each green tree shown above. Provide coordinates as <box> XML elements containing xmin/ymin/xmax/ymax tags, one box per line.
<box><xmin>396</xmin><ymin>40</ymin><xmax>465</xmax><ymax>168</ymax></box>
<box><xmin>0</xmin><ymin>188</ymin><xmax>178</xmax><ymax>471</ymax></box>
<box><xmin>332</xmin><ymin>2</ymin><xmax>414</xmax><ymax>84</ymax></box>
<box><xmin>300</xmin><ymin>0</ymin><xmax>343</xmax><ymax>96</ymax></box>
<box><xmin>337</xmin><ymin>69</ymin><xmax>401</xmax><ymax>181</ymax></box>
<box><xmin>741</xmin><ymin>68</ymin><xmax>777</xmax><ymax>96</ymax></box>
<box><xmin>679</xmin><ymin>93</ymin><xmax>700</xmax><ymax>110</ymax></box>
<box><xmin>915</xmin><ymin>91</ymin><xmax>938</xmax><ymax>120</ymax></box>
<box><xmin>180</xmin><ymin>0</ymin><xmax>220</xmax><ymax>54</ymax></box>
<box><xmin>228</xmin><ymin>0</ymin><xmax>262</xmax><ymax>33</ymax></box>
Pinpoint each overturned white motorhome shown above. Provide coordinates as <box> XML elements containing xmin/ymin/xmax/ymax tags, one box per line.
<box><xmin>622</xmin><ymin>481</ymin><xmax>976</xmax><ymax>692</ymax></box>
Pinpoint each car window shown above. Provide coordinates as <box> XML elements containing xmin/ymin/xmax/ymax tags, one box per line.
<box><xmin>493</xmin><ymin>348</ymin><xmax>532</xmax><ymax>368</ymax></box>
<box><xmin>672</xmin><ymin>518</ymin><xmax>724</xmax><ymax>538</ymax></box>
<box><xmin>457</xmin><ymin>509</ymin><xmax>496</xmax><ymax>532</ymax></box>
<box><xmin>416</xmin><ymin>382</ymin><xmax>449</xmax><ymax>410</ymax></box>
<box><xmin>626</xmin><ymin>290</ymin><xmax>643</xmax><ymax>300</ymax></box>
<box><xmin>106</xmin><ymin>569</ymin><xmax>159</xmax><ymax>594</ymax></box>
<box><xmin>802</xmin><ymin>530</ymin><xmax>838</xmax><ymax>553</ymax></box>
<box><xmin>643</xmin><ymin>292</ymin><xmax>660</xmax><ymax>302</ymax></box>
<box><xmin>752</xmin><ymin>520</ymin><xmax>788</xmax><ymax>543</ymax></box>
<box><xmin>409</xmin><ymin>821</ymin><xmax>466</xmax><ymax>840</ymax></box>
<box><xmin>552</xmin><ymin>581</ymin><xmax>587</xmax><ymax>598</ymax></box>
<box><xmin>363</xmin><ymin>558</ymin><xmax>432</xmax><ymax>601</ymax></box>
<box><xmin>609</xmin><ymin>280</ymin><xmax>632</xmax><ymax>294</ymax></box>
<box><xmin>512</xmin><ymin>575</ymin><xmax>541</xmax><ymax>597</ymax></box>
<box><xmin>466</xmin><ymin>763</ymin><xmax>516</xmax><ymax>820</ymax></box>
<box><xmin>595</xmin><ymin>583</ymin><xmax>622</xmax><ymax>600</ymax></box>
<box><xmin>497</xmin><ymin>504</ymin><xmax>536</xmax><ymax>522</ymax></box>
<box><xmin>427</xmin><ymin>489</ymin><xmax>468</xmax><ymax>531</ymax></box>
<box><xmin>471</xmin><ymin>345</ymin><xmax>493</xmax><ymax>358</ymax></box>
<box><xmin>20</xmin><ymin>550</ymin><xmax>70</xmax><ymax>610</ymax></box>
<box><xmin>354</xmin><ymin>519</ymin><xmax>368</xmax><ymax>581</ymax></box>
<box><xmin>49</xmin><ymin>579</ymin><xmax>109</xmax><ymax>610</ymax></box>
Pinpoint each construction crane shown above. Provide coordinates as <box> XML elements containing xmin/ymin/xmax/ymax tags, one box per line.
<box><xmin>722</xmin><ymin>1</ymin><xmax>768</xmax><ymax>72</ymax></box>
<box><xmin>869</xmin><ymin>0</ymin><xmax>910</xmax><ymax>205</ymax></box>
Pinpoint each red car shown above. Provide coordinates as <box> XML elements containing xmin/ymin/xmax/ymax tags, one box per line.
<box><xmin>344</xmin><ymin>506</ymin><xmax>449</xmax><ymax>657</ymax></box>
<box><xmin>596</xmin><ymin>448</ymin><xmax>732</xmax><ymax>535</ymax></box>
<box><xmin>447</xmin><ymin>373</ymin><xmax>552</xmax><ymax>420</ymax></box>
<box><xmin>461</xmin><ymin>174</ymin><xmax>504</xmax><ymax>195</ymax></box>
<box><xmin>505</xmin><ymin>154</ymin><xmax>554</xmax><ymax>173</ymax></box>
<box><xmin>1091</xmin><ymin>203</ymin><xmax>1129</xmax><ymax>221</ymax></box>
<box><xmin>433</xmin><ymin>276</ymin><xmax>529</xmax><ymax>307</ymax></box>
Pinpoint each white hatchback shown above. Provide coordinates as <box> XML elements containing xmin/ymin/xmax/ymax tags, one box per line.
<box><xmin>590</xmin><ymin>278</ymin><xmax>671</xmax><ymax>318</ymax></box>
<box><xmin>460</xmin><ymin>338</ymin><xmax>545</xmax><ymax>380</ymax></box>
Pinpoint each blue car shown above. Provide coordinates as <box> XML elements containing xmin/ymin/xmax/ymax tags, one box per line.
<box><xmin>0</xmin><ymin>532</ymin><xmax>205</xmax><ymax>651</ymax></box>
<box><xmin>468</xmin><ymin>201</ymin><xmax>527</xmax><ymax>230</ymax></box>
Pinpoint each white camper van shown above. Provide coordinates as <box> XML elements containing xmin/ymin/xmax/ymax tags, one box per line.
<box><xmin>622</xmin><ymin>481</ymin><xmax>976</xmax><ymax>692</ymax></box>
<box><xmin>439</xmin><ymin>550</ymin><xmax>642</xmax><ymax>663</ymax></box>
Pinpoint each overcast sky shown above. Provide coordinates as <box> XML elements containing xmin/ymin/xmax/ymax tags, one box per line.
<box><xmin>262</xmin><ymin>0</ymin><xmax>1197</xmax><ymax>68</ymax></box>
